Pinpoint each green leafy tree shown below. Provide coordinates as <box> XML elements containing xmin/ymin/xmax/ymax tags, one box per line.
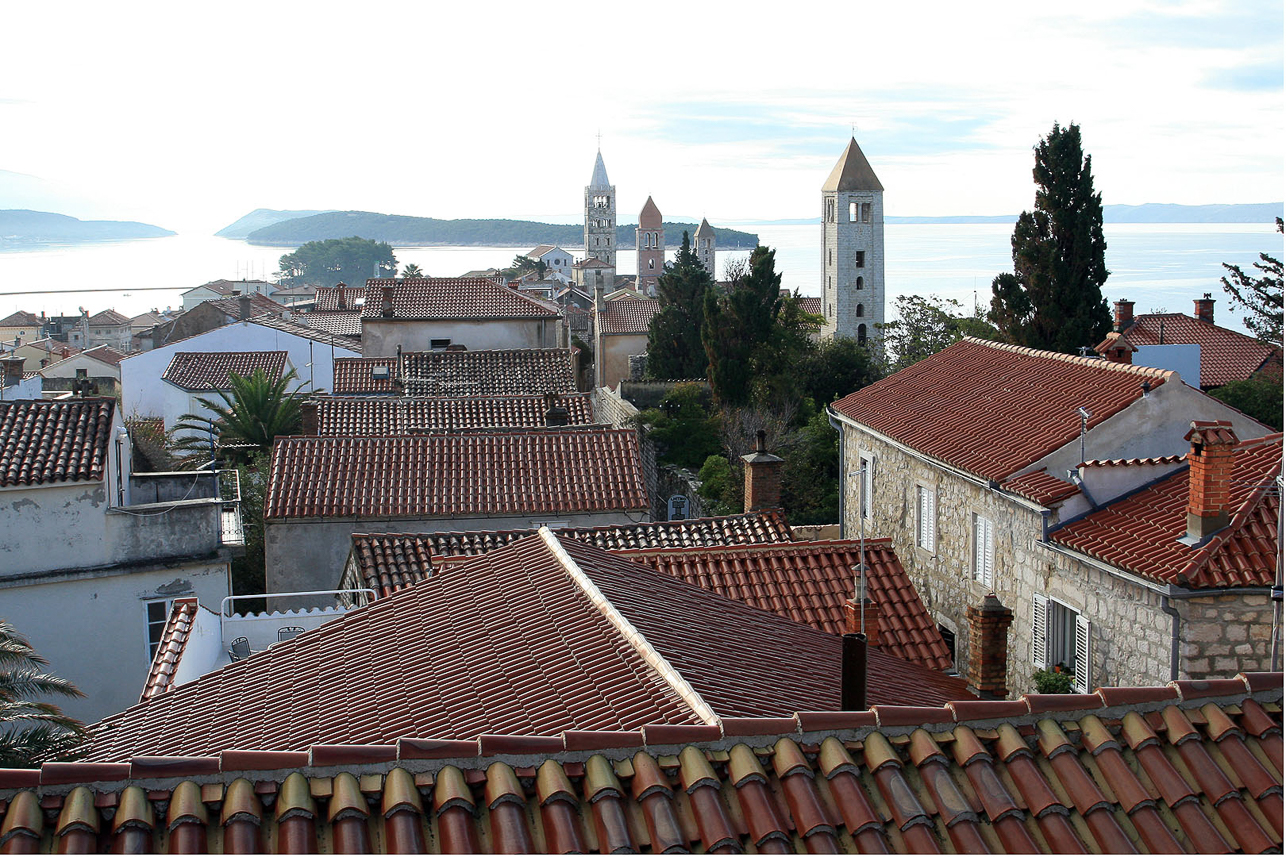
<box><xmin>171</xmin><ymin>369</ymin><xmax>305</xmax><ymax>468</ymax></box>
<box><xmin>501</xmin><ymin>255</ymin><xmax>547</xmax><ymax>279</ymax></box>
<box><xmin>1210</xmin><ymin>371</ymin><xmax>1283</xmax><ymax>431</ymax></box>
<box><xmin>400</xmin><ymin>262</ymin><xmax>424</xmax><ymax>279</ymax></box>
<box><xmin>696</xmin><ymin>454</ymin><xmax>740</xmax><ymax>515</ymax></box>
<box><xmin>989</xmin><ymin>123</ymin><xmax>1112</xmax><ymax>352</ymax></box>
<box><xmin>1220</xmin><ymin>218</ymin><xmax>1283</xmax><ymax>344</ymax></box>
<box><xmin>880</xmin><ymin>295</ymin><xmax>1000</xmax><ymax>371</ymax></box>
<box><xmin>647</xmin><ymin>232</ymin><xmax>713</xmax><ymax>379</ymax></box>
<box><xmin>637</xmin><ymin>383</ymin><xmax>723</xmax><ymax>471</ymax></box>
<box><xmin>0</xmin><ymin>620</ymin><xmax>86</xmax><ymax>767</ymax></box>
<box><xmin>795</xmin><ymin>336</ymin><xmax>884</xmax><ymax>410</ymax></box>
<box><xmin>781</xmin><ymin>410</ymin><xmax>843</xmax><ymax>524</ymax></box>
<box><xmin>277</xmin><ymin>236</ymin><xmax>397</xmax><ymax>288</ymax></box>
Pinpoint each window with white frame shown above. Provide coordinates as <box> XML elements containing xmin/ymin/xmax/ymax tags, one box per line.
<box><xmin>973</xmin><ymin>514</ymin><xmax>995</xmax><ymax>587</ymax></box>
<box><xmin>1032</xmin><ymin>594</ymin><xmax>1091</xmax><ymax>693</ymax></box>
<box><xmin>145</xmin><ymin>599</ymin><xmax>173</xmax><ymax>662</ymax></box>
<box><xmin>916</xmin><ymin>485</ymin><xmax>935</xmax><ymax>552</ymax></box>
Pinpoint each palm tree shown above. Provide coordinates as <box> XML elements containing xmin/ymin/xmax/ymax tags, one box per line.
<box><xmin>401</xmin><ymin>263</ymin><xmax>424</xmax><ymax>279</ymax></box>
<box><xmin>0</xmin><ymin>620</ymin><xmax>87</xmax><ymax>767</ymax></box>
<box><xmin>171</xmin><ymin>368</ymin><xmax>306</xmax><ymax>468</ymax></box>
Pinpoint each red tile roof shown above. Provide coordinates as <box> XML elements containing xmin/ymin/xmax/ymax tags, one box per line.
<box><xmin>620</xmin><ymin>539</ymin><xmax>955</xmax><ymax>670</ymax></box>
<box><xmin>79</xmin><ymin>345</ymin><xmax>127</xmax><ymax>367</ymax></box>
<box><xmin>1000</xmin><ymin>468</ymin><xmax>1081</xmax><ymax>505</ymax></box>
<box><xmin>401</xmin><ymin>347</ymin><xmax>578</xmax><ymax>396</ymax></box>
<box><xmin>0</xmin><ymin>398</ymin><xmax>114</xmax><ymax>486</ymax></box>
<box><xmin>83</xmin><ymin>533</ymin><xmax>968</xmax><ymax>760</ymax></box>
<box><xmin>311</xmin><ymin>285</ymin><xmax>366</xmax><ymax>312</ymax></box>
<box><xmin>161</xmin><ymin>351</ymin><xmax>288</xmax><ymax>391</ymax></box>
<box><xmin>10</xmin><ymin>674</ymin><xmax>1279</xmax><ymax>854</ymax></box>
<box><xmin>245</xmin><ymin>313</ymin><xmax>360</xmax><ymax>349</ymax></box>
<box><xmin>87</xmin><ymin>308</ymin><xmax>130</xmax><ymax>326</ymax></box>
<box><xmin>313</xmin><ymin>394</ymin><xmax>594</xmax><ymax>435</ymax></box>
<box><xmin>266</xmin><ymin>428</ymin><xmax>650</xmax><ymax>519</ymax></box>
<box><xmin>297</xmin><ymin>311</ymin><xmax>362</xmax><ymax>338</ymax></box>
<box><xmin>0</xmin><ymin>310</ymin><xmax>42</xmax><ymax>327</ymax></box>
<box><xmin>331</xmin><ymin>357</ymin><xmax>399</xmax><ymax>394</ymax></box>
<box><xmin>1052</xmin><ymin>433</ymin><xmax>1282</xmax><ymax>588</ymax></box>
<box><xmin>598</xmin><ymin>297</ymin><xmax>659</xmax><ymax>334</ymax></box>
<box><xmin>346</xmin><ymin>511</ymin><xmax>796</xmax><ymax>597</ymax></box>
<box><xmin>141</xmin><ymin>598</ymin><xmax>199</xmax><ymax>701</ymax></box>
<box><xmin>359</xmin><ymin>277</ymin><xmax>559</xmax><ymax>319</ymax></box>
<box><xmin>205</xmin><ymin>293</ymin><xmax>288</xmax><ymax>319</ymax></box>
<box><xmin>1116</xmin><ymin>312</ymin><xmax>1283</xmax><ymax>388</ymax></box>
<box><xmin>799</xmin><ymin>296</ymin><xmax>823</xmax><ymax>316</ymax></box>
<box><xmin>832</xmin><ymin>338</ymin><xmax>1173</xmax><ymax>481</ymax></box>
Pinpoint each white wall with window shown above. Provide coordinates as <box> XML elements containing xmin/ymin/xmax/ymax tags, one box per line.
<box><xmin>973</xmin><ymin>514</ymin><xmax>995</xmax><ymax>587</ymax></box>
<box><xmin>916</xmin><ymin>485</ymin><xmax>935</xmax><ymax>552</ymax></box>
<box><xmin>1032</xmin><ymin>594</ymin><xmax>1091</xmax><ymax>693</ymax></box>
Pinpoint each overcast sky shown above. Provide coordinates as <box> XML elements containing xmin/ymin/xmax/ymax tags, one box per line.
<box><xmin>2</xmin><ymin>1</ymin><xmax>1281</xmax><ymax>233</ymax></box>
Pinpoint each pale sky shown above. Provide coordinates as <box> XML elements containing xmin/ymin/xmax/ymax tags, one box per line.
<box><xmin>2</xmin><ymin>1</ymin><xmax>1281</xmax><ymax>233</ymax></box>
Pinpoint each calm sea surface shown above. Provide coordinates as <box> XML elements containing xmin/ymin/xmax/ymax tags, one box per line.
<box><xmin>0</xmin><ymin>222</ymin><xmax>1277</xmax><ymax>336</ymax></box>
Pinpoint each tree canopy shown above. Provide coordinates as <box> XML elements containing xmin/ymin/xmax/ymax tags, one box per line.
<box><xmin>1220</xmin><ymin>218</ymin><xmax>1283</xmax><ymax>345</ymax></box>
<box><xmin>647</xmin><ymin>232</ymin><xmax>713</xmax><ymax>379</ymax></box>
<box><xmin>989</xmin><ymin>123</ymin><xmax>1112</xmax><ymax>352</ymax></box>
<box><xmin>172</xmin><ymin>368</ymin><xmax>306</xmax><ymax>468</ymax></box>
<box><xmin>880</xmin><ymin>294</ymin><xmax>1000</xmax><ymax>371</ymax></box>
<box><xmin>276</xmin><ymin>236</ymin><xmax>397</xmax><ymax>288</ymax></box>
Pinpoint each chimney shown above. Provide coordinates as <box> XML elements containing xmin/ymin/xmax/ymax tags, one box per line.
<box><xmin>336</xmin><ymin>288</ymin><xmax>347</xmax><ymax>310</ymax></box>
<box><xmin>1184</xmin><ymin>420</ymin><xmax>1237</xmax><ymax>542</ymax></box>
<box><xmin>238</xmin><ymin>295</ymin><xmax>252</xmax><ymax>322</ymax></box>
<box><xmin>841</xmin><ymin>633</ymin><xmax>869</xmax><ymax>711</ymax></box>
<box><xmin>1099</xmin><ymin>332</ymin><xmax>1134</xmax><ymax>365</ymax></box>
<box><xmin>1193</xmin><ymin>294</ymin><xmax>1215</xmax><ymax>324</ymax></box>
<box><xmin>1113</xmin><ymin>299</ymin><xmax>1135</xmax><ymax>332</ymax></box>
<box><xmin>741</xmin><ymin>430</ymin><xmax>784</xmax><ymax>512</ymax></box>
<box><xmin>381</xmin><ymin>285</ymin><xmax>395</xmax><ymax>318</ymax></box>
<box><xmin>544</xmin><ymin>392</ymin><xmax>569</xmax><ymax>427</ymax></box>
<box><xmin>965</xmin><ymin>593</ymin><xmax>1014</xmax><ymax>699</ymax></box>
<box><xmin>300</xmin><ymin>399</ymin><xmax>320</xmax><ymax>436</ymax></box>
<box><xmin>844</xmin><ymin>596</ymin><xmax>882</xmax><ymax>646</ymax></box>
<box><xmin>1</xmin><ymin>357</ymin><xmax>23</xmax><ymax>389</ymax></box>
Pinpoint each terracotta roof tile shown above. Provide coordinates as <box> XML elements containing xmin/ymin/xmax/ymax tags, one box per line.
<box><xmin>140</xmin><ymin>599</ymin><xmax>199</xmax><ymax>701</ymax></box>
<box><xmin>1000</xmin><ymin>469</ymin><xmax>1080</xmax><ymax>505</ymax></box>
<box><xmin>360</xmin><ymin>277</ymin><xmax>559</xmax><ymax>319</ymax></box>
<box><xmin>620</xmin><ymin>539</ymin><xmax>955</xmax><ymax>670</ymax></box>
<box><xmin>832</xmin><ymin>338</ymin><xmax>1171</xmax><ymax>481</ymax></box>
<box><xmin>0</xmin><ymin>398</ymin><xmax>114</xmax><ymax>486</ymax></box>
<box><xmin>296</xmin><ymin>311</ymin><xmax>362</xmax><ymax>338</ymax></box>
<box><xmin>87</xmin><ymin>308</ymin><xmax>131</xmax><ymax>326</ymax></box>
<box><xmin>246</xmin><ymin>313</ymin><xmax>360</xmax><ymax>349</ymax></box>
<box><xmin>160</xmin><ymin>351</ymin><xmax>288</xmax><ymax>391</ymax></box>
<box><xmin>204</xmin><ymin>293</ymin><xmax>287</xmax><ymax>318</ymax></box>
<box><xmin>799</xmin><ymin>296</ymin><xmax>822</xmax><ymax>316</ymax></box>
<box><xmin>313</xmin><ymin>394</ymin><xmax>594</xmax><ymax>435</ymax></box>
<box><xmin>311</xmin><ymin>285</ymin><xmax>367</xmax><ymax>312</ymax></box>
<box><xmin>71</xmin><ymin>345</ymin><xmax>127</xmax><ymax>367</ymax></box>
<box><xmin>331</xmin><ymin>357</ymin><xmax>399</xmax><ymax>394</ymax></box>
<box><xmin>0</xmin><ymin>310</ymin><xmax>42</xmax><ymax>327</ymax></box>
<box><xmin>347</xmin><ymin>511</ymin><xmax>796</xmax><ymax>597</ymax></box>
<box><xmin>1052</xmin><ymin>433</ymin><xmax>1282</xmax><ymax>587</ymax></box>
<box><xmin>1118</xmin><ymin>312</ymin><xmax>1283</xmax><ymax>388</ymax></box>
<box><xmin>598</xmin><ymin>297</ymin><xmax>659</xmax><ymax>334</ymax></box>
<box><xmin>266</xmin><ymin>428</ymin><xmax>650</xmax><ymax>519</ymax></box>
<box><xmin>400</xmin><ymin>347</ymin><xmax>578</xmax><ymax>396</ymax></box>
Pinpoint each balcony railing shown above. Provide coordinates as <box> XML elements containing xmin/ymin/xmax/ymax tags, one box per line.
<box><xmin>216</xmin><ymin>469</ymin><xmax>244</xmax><ymax>546</ymax></box>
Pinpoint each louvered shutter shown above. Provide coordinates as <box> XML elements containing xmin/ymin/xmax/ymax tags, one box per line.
<box><xmin>1074</xmin><ymin>615</ymin><xmax>1092</xmax><ymax>693</ymax></box>
<box><xmin>973</xmin><ymin>516</ymin><xmax>986</xmax><ymax>583</ymax></box>
<box><xmin>918</xmin><ymin>487</ymin><xmax>935</xmax><ymax>552</ymax></box>
<box><xmin>983</xmin><ymin>519</ymin><xmax>994</xmax><ymax>587</ymax></box>
<box><xmin>861</xmin><ymin>458</ymin><xmax>874</xmax><ymax>519</ymax></box>
<box><xmin>1031</xmin><ymin>594</ymin><xmax>1049</xmax><ymax>666</ymax></box>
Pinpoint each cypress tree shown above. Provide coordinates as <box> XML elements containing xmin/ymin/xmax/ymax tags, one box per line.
<box><xmin>646</xmin><ymin>231</ymin><xmax>713</xmax><ymax>379</ymax></box>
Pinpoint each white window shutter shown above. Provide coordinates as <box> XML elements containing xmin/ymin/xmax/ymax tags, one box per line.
<box><xmin>1075</xmin><ymin>616</ymin><xmax>1092</xmax><ymax>693</ymax></box>
<box><xmin>983</xmin><ymin>519</ymin><xmax>995</xmax><ymax>588</ymax></box>
<box><xmin>973</xmin><ymin>516</ymin><xmax>985</xmax><ymax>583</ymax></box>
<box><xmin>1031</xmin><ymin>594</ymin><xmax>1049</xmax><ymax>667</ymax></box>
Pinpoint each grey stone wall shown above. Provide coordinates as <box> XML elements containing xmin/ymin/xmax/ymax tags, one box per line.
<box><xmin>821</xmin><ymin>191</ymin><xmax>884</xmax><ymax>341</ymax></box>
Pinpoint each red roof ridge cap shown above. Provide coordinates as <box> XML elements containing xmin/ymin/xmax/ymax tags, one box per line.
<box><xmin>537</xmin><ymin>528</ymin><xmax>720</xmax><ymax>726</ymax></box>
<box><xmin>964</xmin><ymin>336</ymin><xmax>1174</xmax><ymax>383</ymax></box>
<box><xmin>618</xmin><ymin>537</ymin><xmax>893</xmax><ymax>558</ymax></box>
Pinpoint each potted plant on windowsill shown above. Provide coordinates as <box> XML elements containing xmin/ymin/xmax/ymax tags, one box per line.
<box><xmin>1033</xmin><ymin>665</ymin><xmax>1073</xmax><ymax>694</ymax></box>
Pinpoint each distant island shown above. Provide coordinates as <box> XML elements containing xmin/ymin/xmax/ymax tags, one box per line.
<box><xmin>215</xmin><ymin>208</ymin><xmax>335</xmax><ymax>239</ymax></box>
<box><xmin>0</xmin><ymin>209</ymin><xmax>174</xmax><ymax>247</ymax></box>
<box><xmin>744</xmin><ymin>202</ymin><xmax>1284</xmax><ymax>226</ymax></box>
<box><xmin>231</xmin><ymin>210</ymin><xmax>759</xmax><ymax>249</ymax></box>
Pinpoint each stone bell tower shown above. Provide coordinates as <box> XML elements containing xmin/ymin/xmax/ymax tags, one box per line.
<box><xmin>636</xmin><ymin>196</ymin><xmax>664</xmax><ymax>295</ymax></box>
<box><xmin>584</xmin><ymin>149</ymin><xmax>616</xmax><ymax>268</ymax></box>
<box><xmin>820</xmin><ymin>137</ymin><xmax>884</xmax><ymax>343</ymax></box>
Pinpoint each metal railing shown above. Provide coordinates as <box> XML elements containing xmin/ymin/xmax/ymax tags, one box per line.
<box><xmin>216</xmin><ymin>469</ymin><xmax>244</xmax><ymax>546</ymax></box>
<box><xmin>219</xmin><ymin>589</ymin><xmax>377</xmax><ymax>618</ymax></box>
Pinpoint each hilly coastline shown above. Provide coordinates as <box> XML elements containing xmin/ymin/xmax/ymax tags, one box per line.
<box><xmin>215</xmin><ymin>208</ymin><xmax>335</xmax><ymax>239</ymax></box>
<box><xmin>0</xmin><ymin>209</ymin><xmax>174</xmax><ymax>247</ymax></box>
<box><xmin>234</xmin><ymin>210</ymin><xmax>759</xmax><ymax>249</ymax></box>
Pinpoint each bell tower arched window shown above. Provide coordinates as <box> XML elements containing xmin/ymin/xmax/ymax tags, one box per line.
<box><xmin>856</xmin><ymin>304</ymin><xmax>864</xmax><ymax>318</ymax></box>
<box><xmin>857</xmin><ymin>324</ymin><xmax>868</xmax><ymax>343</ymax></box>
<box><xmin>856</xmin><ymin>276</ymin><xmax>863</xmax><ymax>290</ymax></box>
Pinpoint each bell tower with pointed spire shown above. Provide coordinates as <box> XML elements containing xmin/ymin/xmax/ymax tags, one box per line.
<box><xmin>584</xmin><ymin>149</ymin><xmax>617</xmax><ymax>269</ymax></box>
<box><xmin>694</xmin><ymin>218</ymin><xmax>716</xmax><ymax>278</ymax></box>
<box><xmin>636</xmin><ymin>196</ymin><xmax>664</xmax><ymax>295</ymax></box>
<box><xmin>820</xmin><ymin>137</ymin><xmax>884</xmax><ymax>342</ymax></box>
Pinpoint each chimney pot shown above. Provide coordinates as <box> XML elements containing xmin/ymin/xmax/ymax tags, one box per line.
<box><xmin>845</xmin><ymin>596</ymin><xmax>882</xmax><ymax>645</ymax></box>
<box><xmin>1184</xmin><ymin>420</ymin><xmax>1237</xmax><ymax>541</ymax></box>
<box><xmin>741</xmin><ymin>433</ymin><xmax>784</xmax><ymax>512</ymax></box>
<box><xmin>965</xmin><ymin>593</ymin><xmax>1014</xmax><ymax>699</ymax></box>
<box><xmin>1193</xmin><ymin>294</ymin><xmax>1215</xmax><ymax>324</ymax></box>
<box><xmin>841</xmin><ymin>633</ymin><xmax>869</xmax><ymax>711</ymax></box>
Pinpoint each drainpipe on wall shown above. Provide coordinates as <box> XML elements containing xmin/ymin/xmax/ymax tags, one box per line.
<box><xmin>1160</xmin><ymin>595</ymin><xmax>1181</xmax><ymax>681</ymax></box>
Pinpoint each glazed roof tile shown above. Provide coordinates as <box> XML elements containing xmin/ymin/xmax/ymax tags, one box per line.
<box><xmin>1117</xmin><ymin>312</ymin><xmax>1283</xmax><ymax>388</ymax></box>
<box><xmin>832</xmin><ymin>337</ymin><xmax>1172</xmax><ymax>481</ymax></box>
<box><xmin>400</xmin><ymin>347</ymin><xmax>578</xmax><ymax>396</ymax></box>
<box><xmin>360</xmin><ymin>277</ymin><xmax>559</xmax><ymax>319</ymax></box>
<box><xmin>82</xmin><ymin>533</ymin><xmax>965</xmax><ymax>761</ymax></box>
<box><xmin>598</xmin><ymin>297</ymin><xmax>659</xmax><ymax>334</ymax></box>
<box><xmin>0</xmin><ymin>398</ymin><xmax>114</xmax><ymax>486</ymax></box>
<box><xmin>1052</xmin><ymin>432</ymin><xmax>1282</xmax><ymax>587</ymax></box>
<box><xmin>313</xmin><ymin>394</ymin><xmax>594</xmax><ymax>435</ymax></box>
<box><xmin>619</xmin><ymin>539</ymin><xmax>955</xmax><ymax>671</ymax></box>
<box><xmin>140</xmin><ymin>599</ymin><xmax>199</xmax><ymax>701</ymax></box>
<box><xmin>266</xmin><ymin>428</ymin><xmax>650</xmax><ymax>519</ymax></box>
<box><xmin>9</xmin><ymin>674</ymin><xmax>1278</xmax><ymax>854</ymax></box>
<box><xmin>346</xmin><ymin>511</ymin><xmax>796</xmax><ymax>597</ymax></box>
<box><xmin>1000</xmin><ymin>469</ymin><xmax>1080</xmax><ymax>505</ymax></box>
<box><xmin>161</xmin><ymin>351</ymin><xmax>288</xmax><ymax>391</ymax></box>
<box><xmin>331</xmin><ymin>357</ymin><xmax>399</xmax><ymax>394</ymax></box>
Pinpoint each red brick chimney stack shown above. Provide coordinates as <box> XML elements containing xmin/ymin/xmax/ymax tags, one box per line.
<box><xmin>844</xmin><ymin>596</ymin><xmax>882</xmax><ymax>645</ymax></box>
<box><xmin>1193</xmin><ymin>294</ymin><xmax>1215</xmax><ymax>324</ymax></box>
<box><xmin>966</xmin><ymin>594</ymin><xmax>1014</xmax><ymax>699</ymax></box>
<box><xmin>381</xmin><ymin>285</ymin><xmax>396</xmax><ymax>318</ymax></box>
<box><xmin>1113</xmin><ymin>299</ymin><xmax>1135</xmax><ymax>332</ymax></box>
<box><xmin>741</xmin><ymin>430</ymin><xmax>784</xmax><ymax>512</ymax></box>
<box><xmin>299</xmin><ymin>399</ymin><xmax>320</xmax><ymax>436</ymax></box>
<box><xmin>1184</xmin><ymin>420</ymin><xmax>1237</xmax><ymax>541</ymax></box>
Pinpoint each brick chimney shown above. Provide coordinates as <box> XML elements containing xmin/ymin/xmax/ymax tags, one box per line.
<box><xmin>543</xmin><ymin>392</ymin><xmax>569</xmax><ymax>427</ymax></box>
<box><xmin>741</xmin><ymin>430</ymin><xmax>784</xmax><ymax>512</ymax></box>
<box><xmin>844</xmin><ymin>596</ymin><xmax>882</xmax><ymax>645</ymax></box>
<box><xmin>1113</xmin><ymin>299</ymin><xmax>1135</xmax><ymax>332</ymax></box>
<box><xmin>1</xmin><ymin>357</ymin><xmax>23</xmax><ymax>389</ymax></box>
<box><xmin>381</xmin><ymin>285</ymin><xmax>396</xmax><ymax>318</ymax></box>
<box><xmin>1098</xmin><ymin>332</ymin><xmax>1135</xmax><ymax>365</ymax></box>
<box><xmin>1184</xmin><ymin>420</ymin><xmax>1238</xmax><ymax>541</ymax></box>
<box><xmin>299</xmin><ymin>399</ymin><xmax>320</xmax><ymax>435</ymax></box>
<box><xmin>1193</xmin><ymin>293</ymin><xmax>1215</xmax><ymax>324</ymax></box>
<box><xmin>238</xmin><ymin>294</ymin><xmax>252</xmax><ymax>322</ymax></box>
<box><xmin>965</xmin><ymin>594</ymin><xmax>1014</xmax><ymax>699</ymax></box>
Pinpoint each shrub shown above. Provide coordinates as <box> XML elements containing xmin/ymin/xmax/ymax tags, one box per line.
<box><xmin>1033</xmin><ymin>667</ymin><xmax>1073</xmax><ymax>694</ymax></box>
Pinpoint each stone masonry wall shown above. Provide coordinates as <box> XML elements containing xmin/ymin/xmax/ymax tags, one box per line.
<box><xmin>1178</xmin><ymin>593</ymin><xmax>1278</xmax><ymax>677</ymax></box>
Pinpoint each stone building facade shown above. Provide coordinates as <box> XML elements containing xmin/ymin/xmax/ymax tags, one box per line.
<box><xmin>694</xmin><ymin>218</ymin><xmax>716</xmax><ymax>279</ymax></box>
<box><xmin>820</xmin><ymin>138</ymin><xmax>884</xmax><ymax>343</ymax></box>
<box><xmin>584</xmin><ymin>150</ymin><xmax>616</xmax><ymax>268</ymax></box>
